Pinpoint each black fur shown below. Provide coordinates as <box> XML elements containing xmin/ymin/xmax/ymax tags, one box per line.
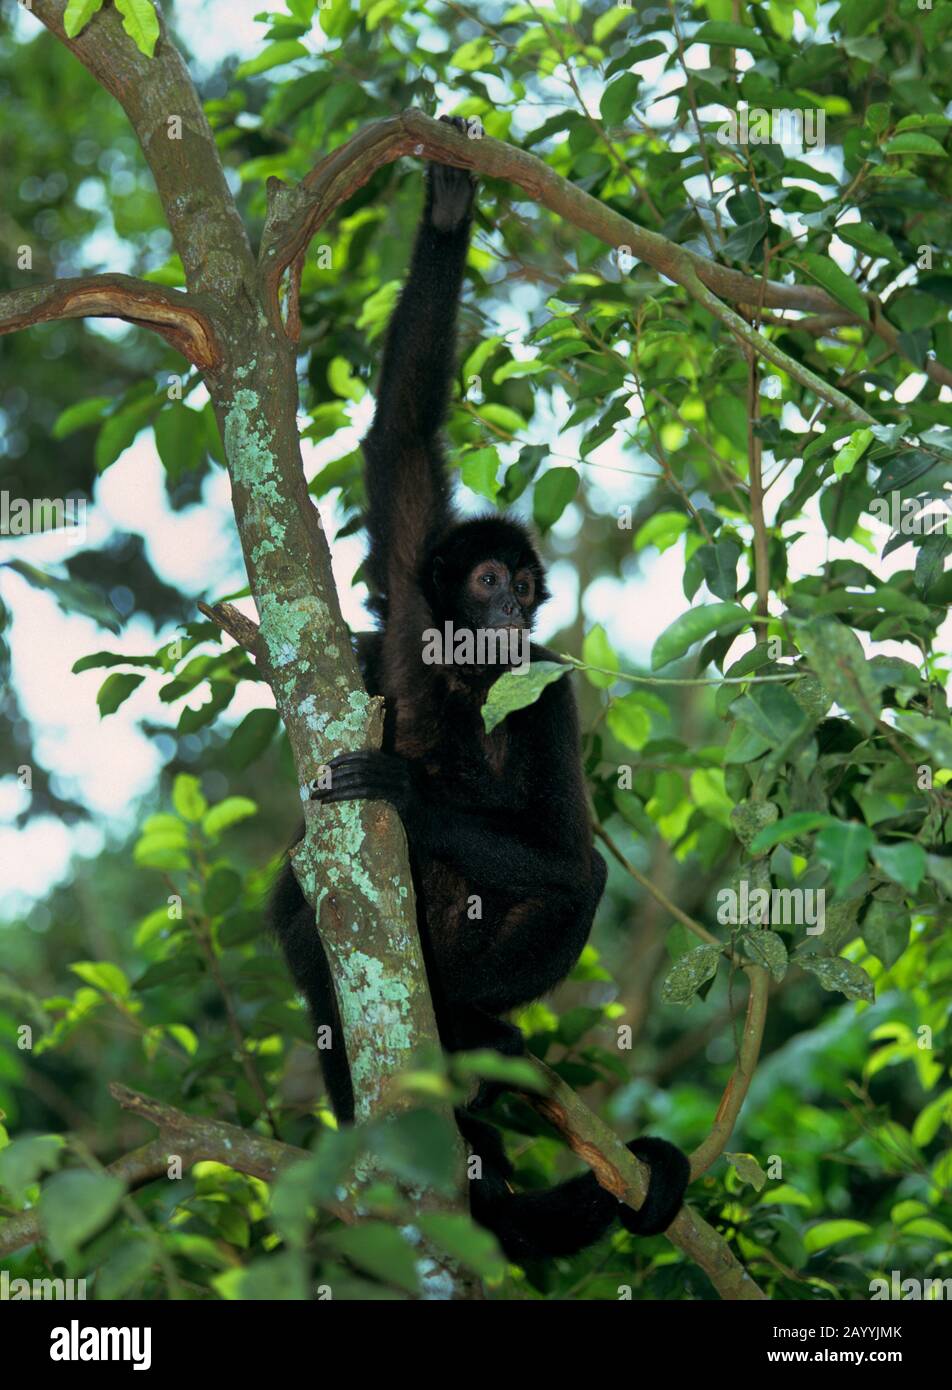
<box><xmin>269</xmin><ymin>124</ymin><xmax>689</xmax><ymax>1261</ymax></box>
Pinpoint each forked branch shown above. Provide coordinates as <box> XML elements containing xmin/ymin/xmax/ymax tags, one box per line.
<box><xmin>0</xmin><ymin>274</ymin><xmax>221</xmax><ymax>368</ymax></box>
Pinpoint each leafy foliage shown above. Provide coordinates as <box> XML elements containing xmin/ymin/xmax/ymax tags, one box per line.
<box><xmin>1</xmin><ymin>0</ymin><xmax>951</xmax><ymax>1302</ymax></box>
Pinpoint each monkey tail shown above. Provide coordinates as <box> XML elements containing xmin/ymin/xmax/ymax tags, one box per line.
<box><xmin>459</xmin><ymin>1113</ymin><xmax>689</xmax><ymax>1264</ymax></box>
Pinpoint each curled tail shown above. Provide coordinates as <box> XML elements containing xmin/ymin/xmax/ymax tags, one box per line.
<box><xmin>460</xmin><ymin>1113</ymin><xmax>690</xmax><ymax>1264</ymax></box>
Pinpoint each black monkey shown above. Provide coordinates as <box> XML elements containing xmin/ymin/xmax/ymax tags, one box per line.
<box><xmin>270</xmin><ymin>121</ymin><xmax>689</xmax><ymax>1260</ymax></box>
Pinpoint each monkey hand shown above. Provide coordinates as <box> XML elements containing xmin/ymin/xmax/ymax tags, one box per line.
<box><xmin>310</xmin><ymin>751</ymin><xmax>420</xmax><ymax>822</ymax></box>
<box><xmin>425</xmin><ymin>115</ymin><xmax>476</xmax><ymax>233</ymax></box>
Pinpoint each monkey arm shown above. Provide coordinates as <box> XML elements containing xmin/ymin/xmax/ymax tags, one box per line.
<box><xmin>363</xmin><ymin>143</ymin><xmax>475</xmax><ymax>602</ymax></box>
<box><xmin>313</xmin><ymin>750</ymin><xmax>593</xmax><ymax>894</ymax></box>
<box><xmin>367</xmin><ymin>179</ymin><xmax>474</xmax><ymax>448</ymax></box>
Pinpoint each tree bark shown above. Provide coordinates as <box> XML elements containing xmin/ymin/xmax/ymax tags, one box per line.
<box><xmin>7</xmin><ymin>2</ymin><xmax>778</xmax><ymax>1299</ymax></box>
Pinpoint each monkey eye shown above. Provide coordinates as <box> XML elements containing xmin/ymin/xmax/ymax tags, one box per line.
<box><xmin>514</xmin><ymin>581</ymin><xmax>529</xmax><ymax>597</ymax></box>
<box><xmin>481</xmin><ymin>572</ymin><xmax>497</xmax><ymax>586</ymax></box>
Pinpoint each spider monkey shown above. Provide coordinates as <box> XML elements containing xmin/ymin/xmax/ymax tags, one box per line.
<box><xmin>269</xmin><ymin>120</ymin><xmax>690</xmax><ymax>1262</ymax></box>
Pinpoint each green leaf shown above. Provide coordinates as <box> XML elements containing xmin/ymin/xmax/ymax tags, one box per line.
<box><xmin>172</xmin><ymin>772</ymin><xmax>207</xmax><ymax>822</ymax></box>
<box><xmin>73</xmin><ymin>650</ymin><xmax>162</xmax><ymax>674</ymax></box>
<box><xmin>661</xmin><ymin>944</ymin><xmax>722</xmax><ymax>1005</ymax></box>
<box><xmin>927</xmin><ymin>854</ymin><xmax>952</xmax><ymax>899</ymax></box>
<box><xmin>462</xmin><ymin>335</ymin><xmax>504</xmax><ymax>381</ymax></box>
<box><xmin>451</xmin><ymin>1051</ymin><xmax>547</xmax><ymax>1091</ymax></box>
<box><xmin>114</xmin><ymin>0</ymin><xmax>160</xmax><ymax>58</ymax></box>
<box><xmin>96</xmin><ymin>672</ymin><xmax>145</xmax><ymax>717</ymax></box>
<box><xmin>202</xmin><ymin>797</ymin><xmax>258</xmax><ymax>838</ymax></box>
<box><xmin>698</xmin><ymin>537</ymin><xmax>742</xmax><ymax>600</ymax></box>
<box><xmin>40</xmin><ymin>1171</ymin><xmax>125</xmax><ymax>1262</ymax></box>
<box><xmin>741</xmin><ymin>929</ymin><xmax>788</xmax><ymax>981</ymax></box>
<box><xmin>226</xmin><ymin>708</ymin><xmax>281</xmax><ymax>769</ymax></box>
<box><xmin>895</xmin><ymin>713</ymin><xmax>952</xmax><ymax>769</ymax></box>
<box><xmin>533</xmin><ymin>467</ymin><xmax>579</xmax><ymax>530</ymax></box>
<box><xmin>799</xmin><ymin>252</ymin><xmax>869</xmax><ymax>321</ymax></box>
<box><xmin>95</xmin><ymin>1237</ymin><xmax>155</xmax><ymax>1300</ymax></box>
<box><xmin>731</xmin><ymin>683</ymin><xmax>811</xmax><ymax>753</ymax></box>
<box><xmin>492</xmin><ymin>359</ymin><xmax>547</xmax><ymax>384</ymax></box>
<box><xmin>327</xmin><ymin>355</ymin><xmax>365</xmax><ymax>402</ymax></box>
<box><xmin>323</xmin><ymin>1224</ymin><xmax>419</xmax><ymax>1294</ymax></box>
<box><xmin>556</xmin><ymin>1005</ymin><xmax>605</xmax><ymax>1046</ymax></box>
<box><xmin>451</xmin><ymin>37</ymin><xmax>494</xmax><ymax>70</ymax></box>
<box><xmin>219</xmin><ymin>910</ymin><xmax>262</xmax><ymax>947</ymax></box>
<box><xmin>794</xmin><ymin>617</ymin><xmax>881</xmax><ymax>734</ymax></box>
<box><xmin>368</xmin><ymin>1109</ymin><xmax>461</xmax><ymax>1195</ymax></box>
<box><xmin>833</xmin><ymin>428</ymin><xmax>874</xmax><ymax>477</ymax></box>
<box><xmin>70</xmin><ymin>962</ymin><xmax>130</xmax><ymax>997</ymax></box>
<box><xmin>6</xmin><ymin>560</ymin><xmax>121</xmax><ymax>634</ymax></box>
<box><xmin>724</xmin><ymin>722</ymin><xmax>771</xmax><ymax>764</ymax></box>
<box><xmin>750</xmin><ymin>811</ymin><xmax>835</xmax><ymax>853</ymax></box>
<box><xmin>95</xmin><ymin>394</ymin><xmax>158</xmax><ymax>472</ymax></box>
<box><xmin>459</xmin><ymin>447</ymin><xmax>501</xmax><ymax>502</ymax></box>
<box><xmin>154</xmin><ymin>403</ymin><xmax>207</xmax><ymax>483</ymax></box>
<box><xmin>606</xmin><ymin>692</ymin><xmax>651</xmax><ymax>749</ymax></box>
<box><xmin>694</xmin><ymin>20</ymin><xmax>770</xmax><ymax>54</ymax></box>
<box><xmin>599</xmin><ymin>73</ymin><xmax>640</xmax><ymax>127</ymax></box>
<box><xmin>912</xmin><ymin>1092</ymin><xmax>952</xmax><ymax>1147</ymax></box>
<box><xmin>724</xmin><ymin>1152</ymin><xmax>768</xmax><ymax>1190</ymax></box>
<box><xmin>884</xmin><ymin>133</ymin><xmax>948</xmax><ymax>157</ymax></box>
<box><xmin>803</xmin><ymin>1219</ymin><xmax>872</xmax><ymax>1253</ymax></box>
<box><xmin>482</xmin><ymin>661</ymin><xmax>569</xmax><ymax>732</ymax></box>
<box><xmin>63</xmin><ymin>0</ymin><xmax>105</xmax><ymax>39</ymax></box>
<box><xmin>235</xmin><ymin>40</ymin><xmax>309</xmax><ymax>77</ymax></box>
<box><xmin>133</xmin><ymin>835</ymin><xmax>190</xmax><ymax>871</ymax></box>
<box><xmin>914</xmin><ymin>532</ymin><xmax>952</xmax><ymax>596</ymax></box>
<box><xmin>0</xmin><ymin>1135</ymin><xmax>65</xmax><ymax>1204</ymax></box>
<box><xmin>52</xmin><ymin>395</ymin><xmax>112</xmax><ymax>438</ymax></box>
<box><xmin>204</xmin><ymin>867</ymin><xmax>242</xmax><ymax>917</ymax></box>
<box><xmin>581</xmin><ymin>624</ymin><xmax>620</xmax><ymax>689</ymax></box>
<box><xmin>593</xmin><ymin>4</ymin><xmax>631</xmax><ymax>44</ymax></box>
<box><xmin>634</xmin><ymin>511</ymin><xmax>688</xmax><ymax>553</ymax></box>
<box><xmin>799</xmin><ymin>954</ymin><xmax>875</xmax><ymax>1002</ymax></box>
<box><xmin>871</xmin><ymin>842</ymin><xmax>926</xmax><ymax>893</ymax></box>
<box><xmin>709</xmin><ymin>395</ymin><xmax>749</xmax><ymax>451</ymax></box>
<box><xmin>865</xmin><ymin>103</ymin><xmax>891</xmax><ymax>135</ymax></box>
<box><xmin>731</xmin><ymin>800</ymin><xmax>779</xmax><ymax>851</ymax></box>
<box><xmin>651</xmin><ymin>603</ymin><xmax>749</xmax><ymax>670</ymax></box>
<box><xmin>417</xmin><ymin>1213</ymin><xmax>506</xmax><ymax>1279</ymax></box>
<box><xmin>816</xmin><ymin>821</ymin><xmax>874</xmax><ymax>897</ymax></box>
<box><xmin>862</xmin><ymin>898</ymin><xmax>909</xmax><ymax>968</ymax></box>
<box><xmin>836</xmin><ymin>223</ymin><xmax>901</xmax><ymax>265</ymax></box>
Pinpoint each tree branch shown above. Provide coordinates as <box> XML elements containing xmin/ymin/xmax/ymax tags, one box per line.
<box><xmin>0</xmin><ymin>1074</ymin><xmax>767</xmax><ymax>1300</ymax></box>
<box><xmin>528</xmin><ymin>1060</ymin><xmax>767</xmax><ymax>1300</ymax></box>
<box><xmin>689</xmin><ymin>965</ymin><xmax>770</xmax><ymax>1177</ymax></box>
<box><xmin>260</xmin><ymin>109</ymin><xmax>948</xmax><ymax>406</ymax></box>
<box><xmin>0</xmin><ymin>1082</ymin><xmax>351</xmax><ymax>1261</ymax></box>
<box><xmin>0</xmin><ymin>274</ymin><xmax>221</xmax><ymax>368</ymax></box>
<box><xmin>30</xmin><ymin>0</ymin><xmax>449</xmax><ymax>1145</ymax></box>
<box><xmin>197</xmin><ymin>600</ymin><xmax>261</xmax><ymax>654</ymax></box>
<box><xmin>29</xmin><ymin>1</ymin><xmax>254</xmax><ymax>298</ymax></box>
<box><xmin>592</xmin><ymin>825</ymin><xmax>771</xmax><ymax>1180</ymax></box>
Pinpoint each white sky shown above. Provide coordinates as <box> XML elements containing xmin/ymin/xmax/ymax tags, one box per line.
<box><xmin>1</xmin><ymin>3</ymin><xmax>949</xmax><ymax>911</ymax></box>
